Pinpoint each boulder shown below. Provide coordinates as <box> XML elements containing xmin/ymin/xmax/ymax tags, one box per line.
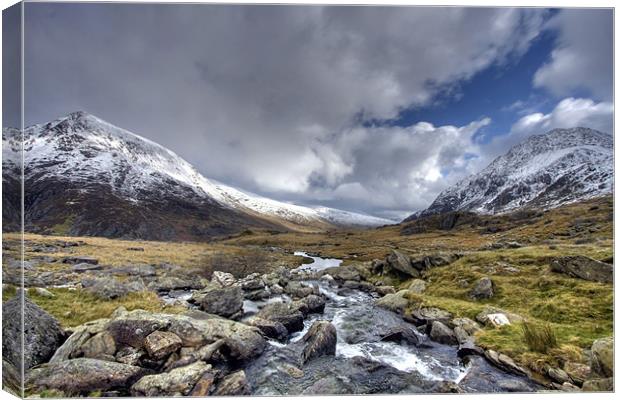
<box><xmin>429</xmin><ymin>321</ymin><xmax>458</xmax><ymax>346</ymax></box>
<box><xmin>211</xmin><ymin>271</ymin><xmax>236</xmax><ymax>287</ymax></box>
<box><xmin>144</xmin><ymin>331</ymin><xmax>183</xmax><ymax>360</ymax></box>
<box><xmin>191</xmin><ymin>285</ymin><xmax>244</xmax><ymax>319</ymax></box>
<box><xmin>32</xmin><ymin>287</ymin><xmax>55</xmax><ymax>298</ymax></box>
<box><xmin>115</xmin><ymin>346</ymin><xmax>146</xmax><ymax>366</ymax></box>
<box><xmin>563</xmin><ymin>361</ymin><xmax>590</xmax><ymax>386</ymax></box>
<box><xmin>106</xmin><ymin>309</ymin><xmax>266</xmax><ymax>361</ymax></box>
<box><xmin>386</xmin><ymin>250</ymin><xmax>420</xmax><ymax>278</ymax></box>
<box><xmin>82</xmin><ymin>277</ymin><xmax>130</xmax><ymax>300</ymax></box>
<box><xmin>49</xmin><ymin>319</ymin><xmax>109</xmax><ymax>363</ymax></box>
<box><xmin>375</xmin><ymin>285</ymin><xmax>395</xmax><ymax>296</ymax></box>
<box><xmin>284</xmin><ymin>281</ymin><xmax>317</xmax><ymax>299</ymax></box>
<box><xmin>547</xmin><ymin>367</ymin><xmax>570</xmax><ymax>384</ymax></box>
<box><xmin>484</xmin><ymin>349</ymin><xmax>528</xmax><ymax>376</ymax></box>
<box><xmin>245</xmin><ymin>317</ymin><xmax>288</xmax><ymax>340</ymax></box>
<box><xmin>475</xmin><ymin>306</ymin><xmax>523</xmax><ymax>326</ymax></box>
<box><xmin>329</xmin><ymin>265</ymin><xmax>361</xmax><ymax>282</ymax></box>
<box><xmin>582</xmin><ymin>378</ymin><xmax>613</xmax><ymax>391</ymax></box>
<box><xmin>469</xmin><ymin>277</ymin><xmax>494</xmax><ymax>300</ymax></box>
<box><xmin>293</xmin><ymin>294</ymin><xmax>326</xmax><ymax>316</ymax></box>
<box><xmin>375</xmin><ymin>290</ymin><xmax>409</xmax><ymax>314</ymax></box>
<box><xmin>2</xmin><ymin>295</ymin><xmax>65</xmax><ymax>370</ymax></box>
<box><xmin>550</xmin><ymin>256</ymin><xmax>613</xmax><ymax>283</ymax></box>
<box><xmin>450</xmin><ymin>317</ymin><xmax>481</xmax><ymax>335</ymax></box>
<box><xmin>189</xmin><ymin>371</ymin><xmax>217</xmax><ymax>396</ymax></box>
<box><xmin>131</xmin><ymin>361</ymin><xmax>211</xmax><ymax>396</ymax></box>
<box><xmin>409</xmin><ymin>307</ymin><xmax>453</xmax><ymax>326</ymax></box>
<box><xmin>590</xmin><ymin>337</ymin><xmax>613</xmax><ymax>377</ymax></box>
<box><xmin>408</xmin><ymin>279</ymin><xmax>427</xmax><ymax>294</ymax></box>
<box><xmin>301</xmin><ymin>321</ymin><xmax>337</xmax><ymax>364</ymax></box>
<box><xmin>71</xmin><ymin>263</ymin><xmax>103</xmax><ymax>273</ymax></box>
<box><xmin>213</xmin><ymin>370</ymin><xmax>250</xmax><ymax>396</ymax></box>
<box><xmin>456</xmin><ymin>340</ymin><xmax>484</xmax><ymax>358</ymax></box>
<box><xmin>380</xmin><ymin>326</ymin><xmax>422</xmax><ymax>346</ymax></box>
<box><xmin>256</xmin><ymin>302</ymin><xmax>304</xmax><ymax>333</ymax></box>
<box><xmin>26</xmin><ymin>358</ymin><xmax>148</xmax><ymax>396</ymax></box>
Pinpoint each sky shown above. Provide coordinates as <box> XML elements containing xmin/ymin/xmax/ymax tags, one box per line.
<box><xmin>5</xmin><ymin>4</ymin><xmax>614</xmax><ymax>220</ymax></box>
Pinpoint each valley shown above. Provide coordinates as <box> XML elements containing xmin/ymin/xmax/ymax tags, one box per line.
<box><xmin>2</xmin><ymin>195</ymin><xmax>613</xmax><ymax>395</ymax></box>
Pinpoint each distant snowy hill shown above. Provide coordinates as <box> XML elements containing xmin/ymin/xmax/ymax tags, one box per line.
<box><xmin>407</xmin><ymin>127</ymin><xmax>613</xmax><ymax>220</ymax></box>
<box><xmin>2</xmin><ymin>112</ymin><xmax>391</xmax><ymax>239</ymax></box>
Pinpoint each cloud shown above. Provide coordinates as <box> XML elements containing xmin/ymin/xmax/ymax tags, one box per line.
<box><xmin>23</xmin><ymin>4</ymin><xmax>549</xmax><ymax>217</ymax></box>
<box><xmin>534</xmin><ymin>9</ymin><xmax>613</xmax><ymax>100</ymax></box>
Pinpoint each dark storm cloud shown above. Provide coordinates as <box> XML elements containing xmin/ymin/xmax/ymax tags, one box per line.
<box><xmin>2</xmin><ymin>3</ymin><xmax>21</xmax><ymax>129</ymax></box>
<box><xmin>20</xmin><ymin>4</ymin><xmax>610</xmax><ymax>217</ymax></box>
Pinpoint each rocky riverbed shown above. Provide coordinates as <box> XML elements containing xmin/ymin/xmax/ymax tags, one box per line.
<box><xmin>3</xmin><ymin>251</ymin><xmax>561</xmax><ymax>397</ymax></box>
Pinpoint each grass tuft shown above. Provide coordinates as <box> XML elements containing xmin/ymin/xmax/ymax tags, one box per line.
<box><xmin>522</xmin><ymin>321</ymin><xmax>558</xmax><ymax>353</ymax></box>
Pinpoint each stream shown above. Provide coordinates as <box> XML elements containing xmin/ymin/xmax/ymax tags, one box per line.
<box><xmin>240</xmin><ymin>252</ymin><xmax>541</xmax><ymax>394</ymax></box>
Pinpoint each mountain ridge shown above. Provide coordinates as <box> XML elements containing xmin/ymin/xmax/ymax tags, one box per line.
<box><xmin>406</xmin><ymin>127</ymin><xmax>613</xmax><ymax>221</ymax></box>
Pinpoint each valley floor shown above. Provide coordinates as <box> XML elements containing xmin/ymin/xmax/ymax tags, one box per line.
<box><xmin>1</xmin><ymin>196</ymin><xmax>614</xmax><ymax>395</ymax></box>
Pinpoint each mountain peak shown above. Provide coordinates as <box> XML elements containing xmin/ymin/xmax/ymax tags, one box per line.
<box><xmin>410</xmin><ymin>126</ymin><xmax>613</xmax><ymax>219</ymax></box>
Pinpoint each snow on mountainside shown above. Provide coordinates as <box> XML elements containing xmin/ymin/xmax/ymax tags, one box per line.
<box><xmin>411</xmin><ymin>127</ymin><xmax>613</xmax><ymax>219</ymax></box>
<box><xmin>6</xmin><ymin>111</ymin><xmax>392</xmax><ymax>228</ymax></box>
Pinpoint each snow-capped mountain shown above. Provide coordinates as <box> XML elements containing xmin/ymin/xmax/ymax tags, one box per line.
<box><xmin>408</xmin><ymin>127</ymin><xmax>613</xmax><ymax>220</ymax></box>
<box><xmin>2</xmin><ymin>111</ymin><xmax>391</xmax><ymax>239</ymax></box>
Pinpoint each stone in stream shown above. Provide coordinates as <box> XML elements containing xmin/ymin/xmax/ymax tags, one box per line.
<box><xmin>2</xmin><ymin>295</ymin><xmax>65</xmax><ymax>370</ymax></box>
<box><xmin>284</xmin><ymin>281</ymin><xmax>317</xmax><ymax>299</ymax></box>
<box><xmin>213</xmin><ymin>370</ymin><xmax>250</xmax><ymax>396</ymax></box>
<box><xmin>131</xmin><ymin>361</ymin><xmax>212</xmax><ymax>396</ymax></box>
<box><xmin>429</xmin><ymin>321</ymin><xmax>458</xmax><ymax>346</ymax></box>
<box><xmin>301</xmin><ymin>321</ymin><xmax>337</xmax><ymax>364</ymax></box>
<box><xmin>375</xmin><ymin>290</ymin><xmax>409</xmax><ymax>314</ymax></box>
<box><xmin>293</xmin><ymin>294</ymin><xmax>326</xmax><ymax>316</ymax></box>
<box><xmin>26</xmin><ymin>358</ymin><xmax>149</xmax><ymax>396</ymax></box>
<box><xmin>191</xmin><ymin>285</ymin><xmax>244</xmax><ymax>319</ymax></box>
<box><xmin>380</xmin><ymin>326</ymin><xmax>422</xmax><ymax>346</ymax></box>
<box><xmin>245</xmin><ymin>317</ymin><xmax>288</xmax><ymax>340</ymax></box>
<box><xmin>550</xmin><ymin>255</ymin><xmax>613</xmax><ymax>283</ymax></box>
<box><xmin>256</xmin><ymin>302</ymin><xmax>304</xmax><ymax>333</ymax></box>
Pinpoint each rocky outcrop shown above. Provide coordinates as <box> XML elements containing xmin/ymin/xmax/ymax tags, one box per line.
<box><xmin>2</xmin><ymin>295</ymin><xmax>65</xmax><ymax>370</ymax></box>
<box><xmin>300</xmin><ymin>321</ymin><xmax>337</xmax><ymax>364</ymax></box>
<box><xmin>590</xmin><ymin>337</ymin><xmax>613</xmax><ymax>377</ymax></box>
<box><xmin>550</xmin><ymin>256</ymin><xmax>613</xmax><ymax>283</ymax></box>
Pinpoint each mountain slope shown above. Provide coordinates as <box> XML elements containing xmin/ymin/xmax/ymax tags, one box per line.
<box><xmin>2</xmin><ymin>112</ymin><xmax>391</xmax><ymax>240</ymax></box>
<box><xmin>408</xmin><ymin>127</ymin><xmax>613</xmax><ymax>220</ymax></box>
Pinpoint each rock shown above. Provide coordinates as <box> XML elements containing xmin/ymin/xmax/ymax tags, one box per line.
<box><xmin>79</xmin><ymin>331</ymin><xmax>116</xmax><ymax>360</ymax></box>
<box><xmin>386</xmin><ymin>250</ymin><xmax>420</xmax><ymax>278</ymax></box>
<box><xmin>284</xmin><ymin>281</ymin><xmax>317</xmax><ymax>298</ymax></box>
<box><xmin>191</xmin><ymin>285</ymin><xmax>244</xmax><ymax>319</ymax></box>
<box><xmin>433</xmin><ymin>381</ymin><xmax>464</xmax><ymax>393</ymax></box>
<box><xmin>2</xmin><ymin>295</ymin><xmax>65</xmax><ymax>370</ymax></box>
<box><xmin>408</xmin><ymin>279</ymin><xmax>426</xmax><ymax>294</ymax></box>
<box><xmin>380</xmin><ymin>326</ymin><xmax>422</xmax><ymax>346</ymax></box>
<box><xmin>484</xmin><ymin>349</ymin><xmax>528</xmax><ymax>376</ymax></box>
<box><xmin>61</xmin><ymin>256</ymin><xmax>98</xmax><ymax>265</ymax></box>
<box><xmin>590</xmin><ymin>337</ymin><xmax>613</xmax><ymax>377</ymax></box>
<box><xmin>469</xmin><ymin>276</ymin><xmax>494</xmax><ymax>299</ymax></box>
<box><xmin>450</xmin><ymin>317</ymin><xmax>481</xmax><ymax>335</ymax></box>
<box><xmin>563</xmin><ymin>361</ymin><xmax>590</xmax><ymax>385</ymax></box>
<box><xmin>409</xmin><ymin>307</ymin><xmax>453</xmax><ymax>325</ymax></box>
<box><xmin>475</xmin><ymin>306</ymin><xmax>523</xmax><ymax>326</ymax></box>
<box><xmin>213</xmin><ymin>370</ymin><xmax>250</xmax><ymax>396</ymax></box>
<box><xmin>115</xmin><ymin>346</ymin><xmax>145</xmax><ymax>366</ymax></box>
<box><xmin>26</xmin><ymin>358</ymin><xmax>148</xmax><ymax>396</ymax></box>
<box><xmin>453</xmin><ymin>326</ymin><xmax>470</xmax><ymax>344</ymax></box>
<box><xmin>32</xmin><ymin>287</ymin><xmax>55</xmax><ymax>298</ymax></box>
<box><xmin>375</xmin><ymin>285</ymin><xmax>395</xmax><ymax>296</ymax></box>
<box><xmin>300</xmin><ymin>321</ymin><xmax>337</xmax><ymax>364</ymax></box>
<box><xmin>189</xmin><ymin>371</ymin><xmax>217</xmax><ymax>396</ymax></box>
<box><xmin>106</xmin><ymin>309</ymin><xmax>266</xmax><ymax>361</ymax></box>
<box><xmin>582</xmin><ymin>378</ymin><xmax>613</xmax><ymax>391</ymax></box>
<box><xmin>71</xmin><ymin>263</ymin><xmax>103</xmax><ymax>273</ymax></box>
<box><xmin>82</xmin><ymin>277</ymin><xmax>130</xmax><ymax>299</ymax></box>
<box><xmin>293</xmin><ymin>294</ymin><xmax>326</xmax><ymax>316</ymax></box>
<box><xmin>550</xmin><ymin>256</ymin><xmax>613</xmax><ymax>283</ymax></box>
<box><xmin>2</xmin><ymin>359</ymin><xmax>21</xmax><ymax>396</ymax></box>
<box><xmin>551</xmin><ymin>382</ymin><xmax>581</xmax><ymax>392</ymax></box>
<box><xmin>144</xmin><ymin>331</ymin><xmax>183</xmax><ymax>360</ymax></box>
<box><xmin>547</xmin><ymin>367</ymin><xmax>570</xmax><ymax>384</ymax></box>
<box><xmin>457</xmin><ymin>340</ymin><xmax>485</xmax><ymax>358</ymax></box>
<box><xmin>211</xmin><ymin>271</ymin><xmax>236</xmax><ymax>287</ymax></box>
<box><xmin>375</xmin><ymin>290</ymin><xmax>409</xmax><ymax>314</ymax></box>
<box><xmin>256</xmin><ymin>302</ymin><xmax>304</xmax><ymax>333</ymax></box>
<box><xmin>329</xmin><ymin>265</ymin><xmax>361</xmax><ymax>282</ymax></box>
<box><xmin>49</xmin><ymin>319</ymin><xmax>109</xmax><ymax>363</ymax></box>
<box><xmin>245</xmin><ymin>317</ymin><xmax>288</xmax><ymax>340</ymax></box>
<box><xmin>131</xmin><ymin>361</ymin><xmax>211</xmax><ymax>396</ymax></box>
<box><xmin>429</xmin><ymin>321</ymin><xmax>458</xmax><ymax>345</ymax></box>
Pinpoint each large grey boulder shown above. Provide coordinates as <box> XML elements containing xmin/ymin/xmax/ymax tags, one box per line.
<box><xmin>2</xmin><ymin>295</ymin><xmax>65</xmax><ymax>370</ymax></box>
<box><xmin>591</xmin><ymin>337</ymin><xmax>613</xmax><ymax>377</ymax></box>
<box><xmin>550</xmin><ymin>256</ymin><xmax>613</xmax><ymax>283</ymax></box>
<box><xmin>375</xmin><ymin>290</ymin><xmax>409</xmax><ymax>314</ymax></box>
<box><xmin>429</xmin><ymin>321</ymin><xmax>458</xmax><ymax>346</ymax></box>
<box><xmin>81</xmin><ymin>277</ymin><xmax>132</xmax><ymax>299</ymax></box>
<box><xmin>408</xmin><ymin>279</ymin><xmax>427</xmax><ymax>294</ymax></box>
<box><xmin>300</xmin><ymin>321</ymin><xmax>337</xmax><ymax>364</ymax></box>
<box><xmin>191</xmin><ymin>285</ymin><xmax>244</xmax><ymax>319</ymax></box>
<box><xmin>131</xmin><ymin>361</ymin><xmax>211</xmax><ymax>396</ymax></box>
<box><xmin>386</xmin><ymin>250</ymin><xmax>420</xmax><ymax>278</ymax></box>
<box><xmin>245</xmin><ymin>317</ymin><xmax>288</xmax><ymax>340</ymax></box>
<box><xmin>26</xmin><ymin>358</ymin><xmax>148</xmax><ymax>396</ymax></box>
